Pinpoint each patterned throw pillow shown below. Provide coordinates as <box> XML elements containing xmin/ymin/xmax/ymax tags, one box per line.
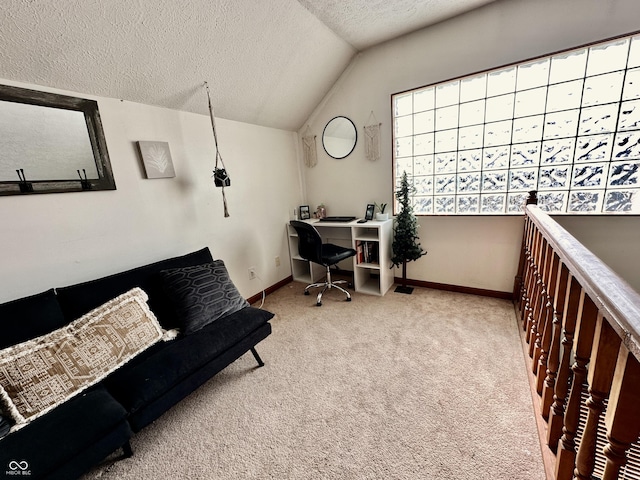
<box><xmin>160</xmin><ymin>260</ymin><xmax>249</xmax><ymax>335</ymax></box>
<box><xmin>0</xmin><ymin>288</ymin><xmax>165</xmax><ymax>429</ymax></box>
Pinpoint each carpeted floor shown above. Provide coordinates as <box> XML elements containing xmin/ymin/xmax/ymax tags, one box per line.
<box><xmin>83</xmin><ymin>282</ymin><xmax>545</xmax><ymax>480</ymax></box>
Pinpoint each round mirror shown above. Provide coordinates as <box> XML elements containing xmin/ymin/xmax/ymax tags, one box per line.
<box><xmin>322</xmin><ymin>116</ymin><xmax>357</xmax><ymax>159</ymax></box>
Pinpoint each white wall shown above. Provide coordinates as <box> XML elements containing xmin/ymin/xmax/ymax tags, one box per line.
<box><xmin>0</xmin><ymin>80</ymin><xmax>302</xmax><ymax>303</ymax></box>
<box><xmin>554</xmin><ymin>215</ymin><xmax>640</xmax><ymax>292</ymax></box>
<box><xmin>300</xmin><ymin>0</ymin><xmax>640</xmax><ymax>293</ymax></box>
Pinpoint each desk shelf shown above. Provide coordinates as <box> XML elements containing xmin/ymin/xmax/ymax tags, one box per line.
<box><xmin>287</xmin><ymin>219</ymin><xmax>393</xmax><ymax>296</ymax></box>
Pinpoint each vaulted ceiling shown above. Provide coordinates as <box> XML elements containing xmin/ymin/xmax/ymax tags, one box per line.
<box><xmin>1</xmin><ymin>0</ymin><xmax>496</xmax><ymax>131</ymax></box>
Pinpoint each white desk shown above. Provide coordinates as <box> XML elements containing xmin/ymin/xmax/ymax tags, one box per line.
<box><xmin>287</xmin><ymin>218</ymin><xmax>394</xmax><ymax>296</ymax></box>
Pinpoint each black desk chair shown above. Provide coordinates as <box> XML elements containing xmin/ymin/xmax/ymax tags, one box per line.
<box><xmin>290</xmin><ymin>220</ymin><xmax>357</xmax><ymax>306</ymax></box>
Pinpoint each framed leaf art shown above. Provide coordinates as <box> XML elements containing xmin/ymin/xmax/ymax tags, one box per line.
<box><xmin>137</xmin><ymin>141</ymin><xmax>175</xmax><ymax>179</ymax></box>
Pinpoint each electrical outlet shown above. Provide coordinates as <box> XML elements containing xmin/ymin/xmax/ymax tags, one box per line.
<box><xmin>275</xmin><ymin>256</ymin><xmax>281</xmax><ymax>267</ymax></box>
<box><xmin>248</xmin><ymin>267</ymin><xmax>257</xmax><ymax>280</ymax></box>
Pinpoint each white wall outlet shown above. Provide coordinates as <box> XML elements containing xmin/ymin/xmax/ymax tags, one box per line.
<box><xmin>275</xmin><ymin>256</ymin><xmax>281</xmax><ymax>267</ymax></box>
<box><xmin>248</xmin><ymin>267</ymin><xmax>257</xmax><ymax>280</ymax></box>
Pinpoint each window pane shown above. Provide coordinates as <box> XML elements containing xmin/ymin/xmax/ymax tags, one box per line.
<box><xmin>623</xmin><ymin>68</ymin><xmax>640</xmax><ymax>101</ymax></box>
<box><xmin>395</xmin><ymin>94</ymin><xmax>413</xmax><ymax>116</ymax></box>
<box><xmin>578</xmin><ymin>104</ymin><xmax>619</xmax><ymax>135</ymax></box>
<box><xmin>395</xmin><ymin>115</ymin><xmax>413</xmax><ymax>137</ymax></box>
<box><xmin>608</xmin><ymin>160</ymin><xmax>640</xmax><ymax>187</ymax></box>
<box><xmin>569</xmin><ymin>191</ymin><xmax>602</xmax><ymax>212</ymax></box>
<box><xmin>484</xmin><ymin>120</ymin><xmax>512</xmax><ymax>147</ymax></box>
<box><xmin>414</xmin><ymin>87</ymin><xmax>435</xmax><ymax>112</ymax></box>
<box><xmin>544</xmin><ymin>110</ymin><xmax>580</xmax><ymax>139</ymax></box>
<box><xmin>541</xmin><ymin>139</ymin><xmax>575</xmax><ymax>165</ymax></box>
<box><xmin>574</xmin><ymin>133</ymin><xmax>613</xmax><ymax>163</ymax></box>
<box><xmin>629</xmin><ymin>36</ymin><xmax>640</xmax><ymax>68</ymax></box>
<box><xmin>517</xmin><ymin>59</ymin><xmax>550</xmax><ymax>90</ymax></box>
<box><xmin>515</xmin><ymin>87</ymin><xmax>547</xmax><ymax>117</ymax></box>
<box><xmin>460</xmin><ymin>75</ymin><xmax>487</xmax><ymax>102</ymax></box>
<box><xmin>617</xmin><ymin>99</ymin><xmax>640</xmax><ymax>131</ymax></box>
<box><xmin>413</xmin><ymin>110</ymin><xmax>435</xmax><ymax>134</ymax></box>
<box><xmin>582</xmin><ymin>71</ymin><xmax>624</xmax><ymax>106</ymax></box>
<box><xmin>539</xmin><ymin>165</ymin><xmax>570</xmax><ymax>189</ymax></box>
<box><xmin>604</xmin><ymin>190</ymin><xmax>637</xmax><ymax>212</ymax></box>
<box><xmin>458</xmin><ymin>125</ymin><xmax>484</xmax><ymax>150</ymax></box>
<box><xmin>549</xmin><ymin>49</ymin><xmax>587</xmax><ymax>83</ymax></box>
<box><xmin>434</xmin><ymin>129</ymin><xmax>457</xmax><ymax>153</ymax></box>
<box><xmin>513</xmin><ymin>115</ymin><xmax>544</xmax><ymax>143</ymax></box>
<box><xmin>483</xmin><ymin>146</ymin><xmax>510</xmax><ymax>170</ymax></box>
<box><xmin>586</xmin><ymin>39</ymin><xmax>629</xmax><ymax>76</ymax></box>
<box><xmin>457</xmin><ymin>195</ymin><xmax>480</xmax><ymax>213</ymax></box>
<box><xmin>436</xmin><ymin>82</ymin><xmax>459</xmax><ymax>108</ymax></box>
<box><xmin>435</xmin><ymin>105</ymin><xmax>458</xmax><ymax>130</ymax></box>
<box><xmin>459</xmin><ymin>99</ymin><xmax>485</xmax><ymax>127</ymax></box>
<box><xmin>511</xmin><ymin>142</ymin><xmax>541</xmax><ymax>167</ymax></box>
<box><xmin>485</xmin><ymin>94</ymin><xmax>515</xmax><ymax>122</ymax></box>
<box><xmin>458</xmin><ymin>149</ymin><xmax>482</xmax><ymax>172</ymax></box>
<box><xmin>546</xmin><ymin>80</ymin><xmax>583</xmax><ymax>112</ymax></box>
<box><xmin>487</xmin><ymin>68</ymin><xmax>516</xmax><ymax>97</ymax></box>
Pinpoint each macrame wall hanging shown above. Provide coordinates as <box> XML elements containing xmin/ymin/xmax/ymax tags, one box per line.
<box><xmin>204</xmin><ymin>81</ymin><xmax>230</xmax><ymax>217</ymax></box>
<box><xmin>363</xmin><ymin>111</ymin><xmax>382</xmax><ymax>162</ymax></box>
<box><xmin>302</xmin><ymin>125</ymin><xmax>317</xmax><ymax>168</ymax></box>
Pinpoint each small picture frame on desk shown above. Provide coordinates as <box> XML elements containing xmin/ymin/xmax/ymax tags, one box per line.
<box><xmin>299</xmin><ymin>205</ymin><xmax>311</xmax><ymax>220</ymax></box>
<box><xmin>365</xmin><ymin>204</ymin><xmax>375</xmax><ymax>221</ymax></box>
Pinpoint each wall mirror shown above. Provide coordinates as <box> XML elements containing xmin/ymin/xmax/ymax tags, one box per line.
<box><xmin>0</xmin><ymin>84</ymin><xmax>116</xmax><ymax>196</ymax></box>
<box><xmin>322</xmin><ymin>116</ymin><xmax>357</xmax><ymax>159</ymax></box>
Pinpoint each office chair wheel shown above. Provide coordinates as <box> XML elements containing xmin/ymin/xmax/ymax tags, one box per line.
<box><xmin>304</xmin><ymin>291</ymin><xmax>310</xmax><ymax>295</ymax></box>
<box><xmin>346</xmin><ymin>297</ymin><xmax>351</xmax><ymax>302</ymax></box>
<box><xmin>316</xmin><ymin>301</ymin><xmax>322</xmax><ymax>306</ymax></box>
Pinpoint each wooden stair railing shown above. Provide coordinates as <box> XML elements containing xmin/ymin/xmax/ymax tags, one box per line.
<box><xmin>514</xmin><ymin>199</ymin><xmax>640</xmax><ymax>480</ymax></box>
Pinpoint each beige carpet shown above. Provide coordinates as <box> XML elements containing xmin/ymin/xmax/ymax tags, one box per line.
<box><xmin>83</xmin><ymin>282</ymin><xmax>545</xmax><ymax>480</ymax></box>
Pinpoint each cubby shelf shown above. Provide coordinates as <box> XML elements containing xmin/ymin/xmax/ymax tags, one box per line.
<box><xmin>287</xmin><ymin>219</ymin><xmax>394</xmax><ymax>296</ymax></box>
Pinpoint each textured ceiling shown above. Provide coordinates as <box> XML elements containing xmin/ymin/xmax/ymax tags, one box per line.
<box><xmin>0</xmin><ymin>0</ymin><xmax>495</xmax><ymax>131</ymax></box>
<box><xmin>297</xmin><ymin>0</ymin><xmax>497</xmax><ymax>50</ymax></box>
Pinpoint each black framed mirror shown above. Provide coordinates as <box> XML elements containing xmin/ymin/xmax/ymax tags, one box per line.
<box><xmin>322</xmin><ymin>116</ymin><xmax>357</xmax><ymax>159</ymax></box>
<box><xmin>0</xmin><ymin>84</ymin><xmax>116</xmax><ymax>196</ymax></box>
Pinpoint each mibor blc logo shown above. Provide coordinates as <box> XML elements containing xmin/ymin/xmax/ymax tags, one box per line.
<box><xmin>6</xmin><ymin>460</ymin><xmax>31</xmax><ymax>476</ymax></box>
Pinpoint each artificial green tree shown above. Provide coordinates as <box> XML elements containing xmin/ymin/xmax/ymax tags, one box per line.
<box><xmin>391</xmin><ymin>171</ymin><xmax>427</xmax><ymax>294</ymax></box>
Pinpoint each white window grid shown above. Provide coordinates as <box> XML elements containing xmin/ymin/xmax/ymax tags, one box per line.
<box><xmin>392</xmin><ymin>33</ymin><xmax>640</xmax><ymax>215</ymax></box>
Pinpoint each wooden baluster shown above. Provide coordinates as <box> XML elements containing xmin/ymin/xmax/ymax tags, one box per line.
<box><xmin>514</xmin><ymin>216</ymin><xmax>531</xmax><ymax>316</ymax></box>
<box><xmin>548</xmin><ymin>275</ymin><xmax>581</xmax><ymax>451</ymax></box>
<box><xmin>522</xmin><ymin>217</ymin><xmax>535</xmax><ymax>319</ymax></box>
<box><xmin>520</xmin><ymin>219</ymin><xmax>535</xmax><ymax>326</ymax></box>
<box><xmin>533</xmin><ymin>240</ymin><xmax>552</xmax><ymax>373</ymax></box>
<box><xmin>535</xmin><ymin>245</ymin><xmax>559</xmax><ymax>392</ymax></box>
<box><xmin>574</xmin><ymin>316</ymin><xmax>622</xmax><ymax>480</ymax></box>
<box><xmin>528</xmin><ymin>232</ymin><xmax>545</xmax><ymax>355</ymax></box>
<box><xmin>602</xmin><ymin>345</ymin><xmax>640</xmax><ymax>480</ymax></box>
<box><xmin>540</xmin><ymin>255</ymin><xmax>565</xmax><ymax>408</ymax></box>
<box><xmin>524</xmin><ymin>227</ymin><xmax>539</xmax><ymax>341</ymax></box>
<box><xmin>555</xmin><ymin>292</ymin><xmax>598</xmax><ymax>480</ymax></box>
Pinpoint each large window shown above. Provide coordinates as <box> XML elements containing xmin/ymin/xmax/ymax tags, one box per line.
<box><xmin>392</xmin><ymin>33</ymin><xmax>640</xmax><ymax>215</ymax></box>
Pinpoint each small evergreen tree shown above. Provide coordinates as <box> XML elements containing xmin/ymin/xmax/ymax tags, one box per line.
<box><xmin>391</xmin><ymin>171</ymin><xmax>427</xmax><ymax>293</ymax></box>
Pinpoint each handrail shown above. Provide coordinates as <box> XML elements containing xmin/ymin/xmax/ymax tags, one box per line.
<box><xmin>515</xmin><ymin>201</ymin><xmax>640</xmax><ymax>480</ymax></box>
<box><xmin>525</xmin><ymin>205</ymin><xmax>640</xmax><ymax>362</ymax></box>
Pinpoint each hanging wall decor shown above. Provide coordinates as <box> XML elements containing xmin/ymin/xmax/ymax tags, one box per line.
<box><xmin>363</xmin><ymin>111</ymin><xmax>381</xmax><ymax>162</ymax></box>
<box><xmin>302</xmin><ymin>125</ymin><xmax>317</xmax><ymax>168</ymax></box>
<box><xmin>137</xmin><ymin>141</ymin><xmax>175</xmax><ymax>179</ymax></box>
<box><xmin>204</xmin><ymin>81</ymin><xmax>230</xmax><ymax>217</ymax></box>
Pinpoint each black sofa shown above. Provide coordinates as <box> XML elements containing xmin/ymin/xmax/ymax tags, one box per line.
<box><xmin>0</xmin><ymin>247</ymin><xmax>273</xmax><ymax>479</ymax></box>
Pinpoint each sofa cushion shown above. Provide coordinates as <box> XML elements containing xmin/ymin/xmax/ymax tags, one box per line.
<box><xmin>104</xmin><ymin>306</ymin><xmax>274</xmax><ymax>413</ymax></box>
<box><xmin>0</xmin><ymin>385</ymin><xmax>131</xmax><ymax>480</ymax></box>
<box><xmin>160</xmin><ymin>260</ymin><xmax>249</xmax><ymax>335</ymax></box>
<box><xmin>56</xmin><ymin>247</ymin><xmax>214</xmax><ymax>329</ymax></box>
<box><xmin>0</xmin><ymin>288</ymin><xmax>164</xmax><ymax>427</ymax></box>
<box><xmin>0</xmin><ymin>289</ymin><xmax>68</xmax><ymax>349</ymax></box>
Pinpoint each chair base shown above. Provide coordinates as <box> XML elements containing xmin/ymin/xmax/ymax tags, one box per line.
<box><xmin>304</xmin><ymin>267</ymin><xmax>352</xmax><ymax>306</ymax></box>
